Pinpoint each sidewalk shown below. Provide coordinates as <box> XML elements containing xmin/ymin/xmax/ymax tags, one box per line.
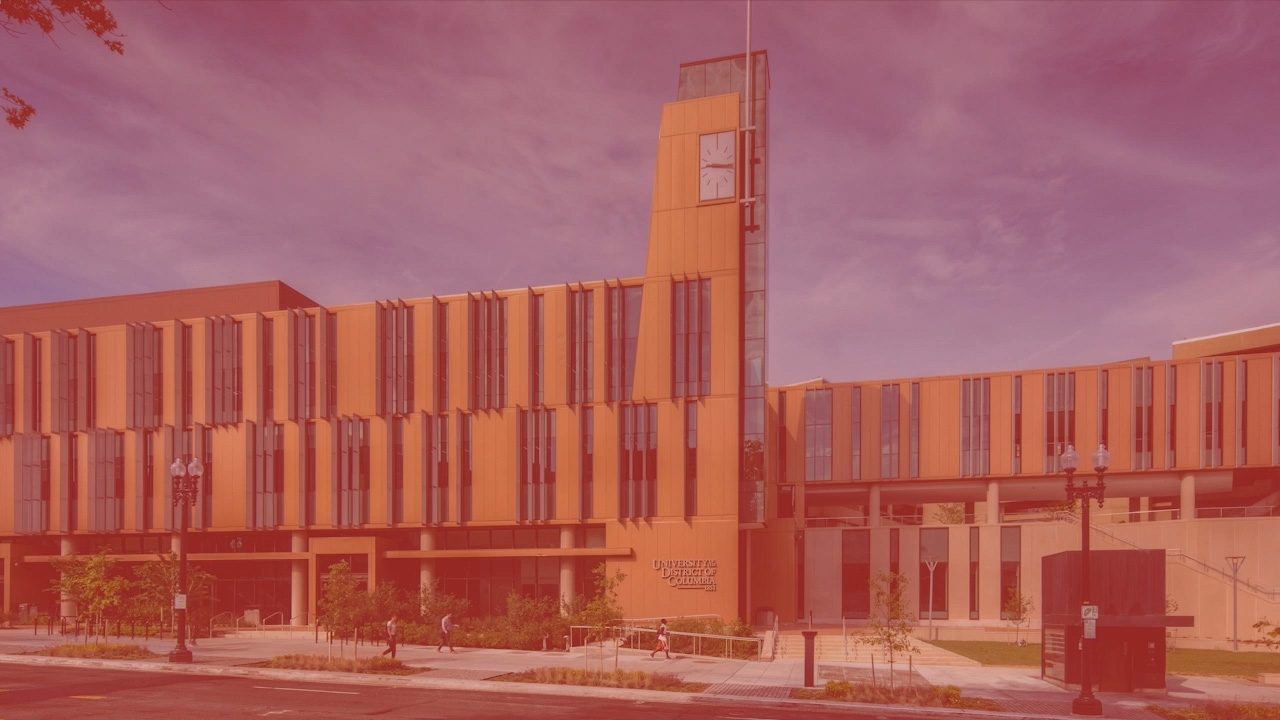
<box><xmin>2</xmin><ymin>628</ymin><xmax>1277</xmax><ymax>720</ymax></box>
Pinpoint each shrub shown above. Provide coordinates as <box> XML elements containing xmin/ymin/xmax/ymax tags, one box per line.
<box><xmin>1148</xmin><ymin>703</ymin><xmax>1280</xmax><ymax>720</ymax></box>
<box><xmin>37</xmin><ymin>643</ymin><xmax>157</xmax><ymax>659</ymax></box>
<box><xmin>264</xmin><ymin>654</ymin><xmax>421</xmax><ymax>676</ymax></box>
<box><xmin>497</xmin><ymin>667</ymin><xmax>706</xmax><ymax>693</ymax></box>
<box><xmin>795</xmin><ymin>681</ymin><xmax>1002</xmax><ymax>711</ymax></box>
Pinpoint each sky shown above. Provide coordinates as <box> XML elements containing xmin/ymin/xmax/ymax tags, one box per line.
<box><xmin>2</xmin><ymin>1</ymin><xmax>1279</xmax><ymax>384</ymax></box>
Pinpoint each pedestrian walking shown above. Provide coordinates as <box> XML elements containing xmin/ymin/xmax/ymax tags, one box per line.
<box><xmin>438</xmin><ymin>612</ymin><xmax>456</xmax><ymax>653</ymax></box>
<box><xmin>650</xmin><ymin>618</ymin><xmax>671</xmax><ymax>659</ymax></box>
<box><xmin>381</xmin><ymin>614</ymin><xmax>398</xmax><ymax>658</ymax></box>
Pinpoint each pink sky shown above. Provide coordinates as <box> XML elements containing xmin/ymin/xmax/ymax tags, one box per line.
<box><xmin>2</xmin><ymin>1</ymin><xmax>1279</xmax><ymax>383</ymax></box>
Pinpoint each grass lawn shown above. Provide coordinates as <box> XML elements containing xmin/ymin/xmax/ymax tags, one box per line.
<box><xmin>35</xmin><ymin>643</ymin><xmax>158</xmax><ymax>660</ymax></box>
<box><xmin>495</xmin><ymin>668</ymin><xmax>707</xmax><ymax>693</ymax></box>
<box><xmin>930</xmin><ymin>641</ymin><xmax>1041</xmax><ymax>667</ymax></box>
<box><xmin>932</xmin><ymin>641</ymin><xmax>1280</xmax><ymax>679</ymax></box>
<box><xmin>1165</xmin><ymin>649</ymin><xmax>1280</xmax><ymax>678</ymax></box>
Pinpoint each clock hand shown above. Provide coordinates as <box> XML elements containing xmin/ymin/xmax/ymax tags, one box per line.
<box><xmin>703</xmin><ymin>163</ymin><xmax>734</xmax><ymax>169</ymax></box>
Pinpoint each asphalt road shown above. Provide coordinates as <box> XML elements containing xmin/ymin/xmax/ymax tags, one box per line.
<box><xmin>0</xmin><ymin>665</ymin><xmax>916</xmax><ymax>720</ymax></box>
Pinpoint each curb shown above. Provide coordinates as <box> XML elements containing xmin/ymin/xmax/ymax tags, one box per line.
<box><xmin>0</xmin><ymin>653</ymin><xmax>1090</xmax><ymax>720</ymax></box>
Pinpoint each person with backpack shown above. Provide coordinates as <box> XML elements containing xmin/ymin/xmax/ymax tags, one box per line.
<box><xmin>650</xmin><ymin>618</ymin><xmax>671</xmax><ymax>659</ymax></box>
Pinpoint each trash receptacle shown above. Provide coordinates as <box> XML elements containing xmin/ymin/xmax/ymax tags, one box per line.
<box><xmin>243</xmin><ymin>608</ymin><xmax>261</xmax><ymax>627</ymax></box>
<box><xmin>756</xmin><ymin>607</ymin><xmax>775</xmax><ymax>627</ymax></box>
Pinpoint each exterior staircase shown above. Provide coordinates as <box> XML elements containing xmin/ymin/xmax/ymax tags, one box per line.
<box><xmin>774</xmin><ymin>632</ymin><xmax>979</xmax><ymax>666</ymax></box>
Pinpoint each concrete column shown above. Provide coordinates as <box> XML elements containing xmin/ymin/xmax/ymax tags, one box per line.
<box><xmin>1180</xmin><ymin>473</ymin><xmax>1196</xmax><ymax>520</ymax></box>
<box><xmin>291</xmin><ymin>531</ymin><xmax>307</xmax><ymax>625</ymax></box>
<box><xmin>559</xmin><ymin>526</ymin><xmax>576</xmax><ymax>614</ymax></box>
<box><xmin>59</xmin><ymin>536</ymin><xmax>77</xmax><ymax>618</ymax></box>
<box><xmin>419</xmin><ymin>529</ymin><xmax>437</xmax><ymax>592</ymax></box>
<box><xmin>986</xmin><ymin>480</ymin><xmax>1000</xmax><ymax>524</ymax></box>
<box><xmin>1139</xmin><ymin>496</ymin><xmax>1151</xmax><ymax>522</ymax></box>
<box><xmin>868</xmin><ymin>484</ymin><xmax>882</xmax><ymax>527</ymax></box>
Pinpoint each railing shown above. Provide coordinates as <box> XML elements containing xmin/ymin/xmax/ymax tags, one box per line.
<box><xmin>1197</xmin><ymin>505</ymin><xmax>1278</xmax><ymax>519</ymax></box>
<box><xmin>209</xmin><ymin>611</ymin><xmax>234</xmax><ymax>639</ymax></box>
<box><xmin>1058</xmin><ymin>512</ymin><xmax>1280</xmax><ymax>602</ymax></box>
<box><xmin>570</xmin><ymin>623</ymin><xmax>762</xmax><ymax>662</ymax></box>
<box><xmin>259</xmin><ymin>612</ymin><xmax>284</xmax><ymax>637</ymax></box>
<box><xmin>771</xmin><ymin>614</ymin><xmax>780</xmax><ymax>661</ymax></box>
<box><xmin>621</xmin><ymin>614</ymin><xmax>721</xmax><ymax>624</ymax></box>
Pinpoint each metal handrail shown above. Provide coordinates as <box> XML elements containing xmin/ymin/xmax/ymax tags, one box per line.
<box><xmin>620</xmin><ymin>614</ymin><xmax>721</xmax><ymax>624</ymax></box>
<box><xmin>569</xmin><ymin>624</ymin><xmax>762</xmax><ymax>661</ymax></box>
<box><xmin>260</xmin><ymin>612</ymin><xmax>284</xmax><ymax>636</ymax></box>
<box><xmin>771</xmin><ymin>614</ymin><xmax>780</xmax><ymax>661</ymax></box>
<box><xmin>1196</xmin><ymin>505</ymin><xmax>1278</xmax><ymax>519</ymax></box>
<box><xmin>209</xmin><ymin>611</ymin><xmax>234</xmax><ymax>638</ymax></box>
<box><xmin>1058</xmin><ymin>512</ymin><xmax>1280</xmax><ymax>602</ymax></box>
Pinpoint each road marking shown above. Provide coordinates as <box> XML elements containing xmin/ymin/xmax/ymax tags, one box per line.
<box><xmin>252</xmin><ymin>686</ymin><xmax>358</xmax><ymax>695</ymax></box>
<box><xmin>260</xmin><ymin>711</ymin><xmax>293</xmax><ymax>717</ymax></box>
<box><xmin>70</xmin><ymin>695</ymin><xmax>106</xmax><ymax>700</ymax></box>
<box><xmin>718</xmin><ymin>717</ymin><xmax>781</xmax><ymax>720</ymax></box>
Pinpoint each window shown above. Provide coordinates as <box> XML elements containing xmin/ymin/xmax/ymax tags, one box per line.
<box><xmin>910</xmin><ymin>382</ymin><xmax>920</xmax><ymax>478</ymax></box>
<box><xmin>41</xmin><ymin>435</ymin><xmax>52</xmax><ymax>531</ymax></box>
<box><xmin>1203</xmin><ymin>360</ymin><xmax>1223</xmax><ymax>467</ymax></box>
<box><xmin>1239</xmin><ymin>361</ymin><xmax>1248</xmax><ymax>461</ymax></box>
<box><xmin>842</xmin><ymin>529</ymin><xmax>871</xmax><ymax>620</ymax></box>
<box><xmin>67</xmin><ymin>434</ymin><xmax>79</xmax><ymax>532</ymax></box>
<box><xmin>433</xmin><ymin>415</ymin><xmax>450</xmax><ymax>523</ymax></box>
<box><xmin>919</xmin><ymin>527</ymin><xmax>948</xmax><ymax>619</ymax></box>
<box><xmin>460</xmin><ymin>414</ymin><xmax>473</xmax><ymax>522</ymax></box>
<box><xmin>961</xmin><ymin>378</ymin><xmax>991</xmax><ymax>476</ymax></box>
<box><xmin>607</xmin><ymin>285</ymin><xmax>642</xmax><ymax>402</ymax></box>
<box><xmin>393</xmin><ymin>416</ymin><xmax>405</xmax><ymax>523</ymax></box>
<box><xmin>532</xmin><ymin>294</ymin><xmax>545</xmax><ymax>406</ymax></box>
<box><xmin>305</xmin><ymin>421</ymin><xmax>317</xmax><ymax>525</ymax></box>
<box><xmin>581</xmin><ymin>407</ymin><xmax>594</xmax><ymax>519</ymax></box>
<box><xmin>1</xmin><ymin>338</ymin><xmax>13</xmax><ymax>435</ymax></box>
<box><xmin>1013</xmin><ymin>376</ymin><xmax>1022</xmax><ymax>474</ymax></box>
<box><xmin>851</xmin><ymin>387</ymin><xmax>862</xmax><ymax>479</ymax></box>
<box><xmin>518</xmin><ymin>408</ymin><xmax>556</xmax><ymax>521</ymax></box>
<box><xmin>685</xmin><ymin>402</ymin><xmax>697</xmax><ymax>516</ymax></box>
<box><xmin>1134</xmin><ymin>366</ymin><xmax>1154</xmax><ymax>469</ymax></box>
<box><xmin>569</xmin><ymin>288</ymin><xmax>594</xmax><ymax>404</ymax></box>
<box><xmin>234</xmin><ymin>320</ymin><xmax>243</xmax><ymax>420</ymax></box>
<box><xmin>1099</xmin><ymin>369</ymin><xmax>1109</xmax><ymax>449</ymax></box>
<box><xmin>381</xmin><ymin>302</ymin><xmax>414</xmax><ymax>415</ymax></box>
<box><xmin>618</xmin><ymin>402</ymin><xmax>656</xmax><ymax>519</ymax></box>
<box><xmin>304</xmin><ymin>314</ymin><xmax>316</xmax><ymax>419</ymax></box>
<box><xmin>777</xmin><ymin>485</ymin><xmax>794</xmax><ymax>519</ymax></box>
<box><xmin>1000</xmin><ymin>526</ymin><xmax>1022</xmax><ymax>619</ymax></box>
<box><xmin>777</xmin><ymin>391</ymin><xmax>787</xmax><ymax>484</ymax></box>
<box><xmin>142</xmin><ymin>432</ymin><xmax>154</xmax><ymax>530</ymax></box>
<box><xmin>359</xmin><ymin>419</ymin><xmax>370</xmax><ymax>524</ymax></box>
<box><xmin>435</xmin><ymin>304</ymin><xmax>448</xmax><ymax>411</ymax></box>
<box><xmin>202</xmin><ymin>427</ymin><xmax>214</xmax><ymax>527</ymax></box>
<box><xmin>1044</xmin><ymin>371</ymin><xmax>1076</xmax><ymax>472</ymax></box>
<box><xmin>263</xmin><ymin>319</ymin><xmax>275</xmax><ymax>420</ymax></box>
<box><xmin>151</xmin><ymin>329</ymin><xmax>162</xmax><ymax>428</ymax></box>
<box><xmin>804</xmin><ymin>388</ymin><xmax>832</xmax><ymax>481</ymax></box>
<box><xmin>33</xmin><ymin>337</ymin><xmax>43</xmax><ymax>432</ymax></box>
<box><xmin>68</xmin><ymin>333</ymin><xmax>78</xmax><ymax>430</ymax></box>
<box><xmin>672</xmin><ymin>278</ymin><xmax>710</xmax><ymax>398</ymax></box>
<box><xmin>270</xmin><ymin>424</ymin><xmax>284</xmax><ymax>526</ymax></box>
<box><xmin>326</xmin><ymin>312</ymin><xmax>338</xmax><ymax>417</ymax></box>
<box><xmin>182</xmin><ymin>324</ymin><xmax>193</xmax><ymax>427</ymax></box>
<box><xmin>880</xmin><ymin>384</ymin><xmax>900</xmax><ymax>479</ymax></box>
<box><xmin>1167</xmin><ymin>365</ymin><xmax>1177</xmax><ymax>467</ymax></box>
<box><xmin>470</xmin><ymin>294</ymin><xmax>507</xmax><ymax>411</ymax></box>
<box><xmin>969</xmin><ymin>527</ymin><xmax>980</xmax><ymax>619</ymax></box>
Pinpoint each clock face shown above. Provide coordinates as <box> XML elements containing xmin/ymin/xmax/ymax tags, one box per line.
<box><xmin>699</xmin><ymin>131</ymin><xmax>736</xmax><ymax>202</ymax></box>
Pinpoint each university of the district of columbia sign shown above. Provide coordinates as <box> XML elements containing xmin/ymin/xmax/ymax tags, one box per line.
<box><xmin>653</xmin><ymin>559</ymin><xmax>718</xmax><ymax>591</ymax></box>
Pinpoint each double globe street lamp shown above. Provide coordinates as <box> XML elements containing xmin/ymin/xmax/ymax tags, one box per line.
<box><xmin>168</xmin><ymin>456</ymin><xmax>203</xmax><ymax>664</ymax></box>
<box><xmin>1060</xmin><ymin>443</ymin><xmax>1110</xmax><ymax>717</ymax></box>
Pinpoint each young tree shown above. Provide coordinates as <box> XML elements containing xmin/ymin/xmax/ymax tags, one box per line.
<box><xmin>574</xmin><ymin>563</ymin><xmax>626</xmax><ymax>675</ymax></box>
<box><xmin>318</xmin><ymin>560</ymin><xmax>367</xmax><ymax>658</ymax></box>
<box><xmin>50</xmin><ymin>548</ymin><xmax>132</xmax><ymax>643</ymax></box>
<box><xmin>1</xmin><ymin>0</ymin><xmax>126</xmax><ymax>129</ymax></box>
<box><xmin>932</xmin><ymin>503</ymin><xmax>966</xmax><ymax>525</ymax></box>
<box><xmin>857</xmin><ymin>571</ymin><xmax>917</xmax><ymax>689</ymax></box>
<box><xmin>1252</xmin><ymin>618</ymin><xmax>1280</xmax><ymax>649</ymax></box>
<box><xmin>1003</xmin><ymin>589</ymin><xmax>1035</xmax><ymax>647</ymax></box>
<box><xmin>131</xmin><ymin>553</ymin><xmax>216</xmax><ymax>635</ymax></box>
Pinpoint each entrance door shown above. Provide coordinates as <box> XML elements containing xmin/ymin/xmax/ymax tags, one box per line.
<box><xmin>1097</xmin><ymin>637</ymin><xmax>1133</xmax><ymax>692</ymax></box>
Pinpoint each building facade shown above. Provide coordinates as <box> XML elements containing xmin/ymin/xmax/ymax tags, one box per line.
<box><xmin>2</xmin><ymin>52</ymin><xmax>1278</xmax><ymax>643</ymax></box>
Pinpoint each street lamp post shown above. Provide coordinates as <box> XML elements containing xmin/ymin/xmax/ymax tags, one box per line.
<box><xmin>1226</xmin><ymin>557</ymin><xmax>1245</xmax><ymax>652</ymax></box>
<box><xmin>1062</xmin><ymin>443</ymin><xmax>1109</xmax><ymax>717</ymax></box>
<box><xmin>168</xmin><ymin>456</ymin><xmax>203</xmax><ymax>664</ymax></box>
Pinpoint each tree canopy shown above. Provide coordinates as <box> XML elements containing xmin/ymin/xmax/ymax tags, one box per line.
<box><xmin>1</xmin><ymin>0</ymin><xmax>125</xmax><ymax>129</ymax></box>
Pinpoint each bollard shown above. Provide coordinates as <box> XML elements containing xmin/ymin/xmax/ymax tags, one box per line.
<box><xmin>801</xmin><ymin>630</ymin><xmax>818</xmax><ymax>688</ymax></box>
